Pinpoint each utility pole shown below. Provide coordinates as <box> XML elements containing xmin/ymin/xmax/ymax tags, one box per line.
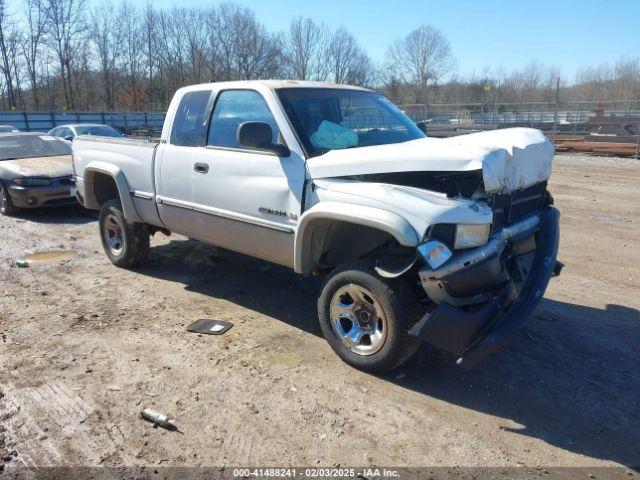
<box><xmin>553</xmin><ymin>77</ymin><xmax>560</xmax><ymax>137</ymax></box>
<box><xmin>481</xmin><ymin>84</ymin><xmax>490</xmax><ymax>130</ymax></box>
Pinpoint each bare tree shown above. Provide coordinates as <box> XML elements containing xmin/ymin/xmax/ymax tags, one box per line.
<box><xmin>0</xmin><ymin>0</ymin><xmax>19</xmax><ymax>108</ymax></box>
<box><xmin>180</xmin><ymin>7</ymin><xmax>209</xmax><ymax>84</ymax></box>
<box><xmin>613</xmin><ymin>58</ymin><xmax>640</xmax><ymax>100</ymax></box>
<box><xmin>116</xmin><ymin>0</ymin><xmax>145</xmax><ymax>109</ymax></box>
<box><xmin>386</xmin><ymin>25</ymin><xmax>454</xmax><ymax>105</ymax></box>
<box><xmin>141</xmin><ymin>2</ymin><xmax>159</xmax><ymax>107</ymax></box>
<box><xmin>283</xmin><ymin>17</ymin><xmax>327</xmax><ymax>80</ymax></box>
<box><xmin>214</xmin><ymin>3</ymin><xmax>282</xmax><ymax>80</ymax></box>
<box><xmin>43</xmin><ymin>0</ymin><xmax>86</xmax><ymax>109</ymax></box>
<box><xmin>505</xmin><ymin>61</ymin><xmax>560</xmax><ymax>102</ymax></box>
<box><xmin>90</xmin><ymin>0</ymin><xmax>120</xmax><ymax>110</ymax></box>
<box><xmin>235</xmin><ymin>23</ymin><xmax>281</xmax><ymax>80</ymax></box>
<box><xmin>20</xmin><ymin>0</ymin><xmax>46</xmax><ymax>108</ymax></box>
<box><xmin>327</xmin><ymin>27</ymin><xmax>373</xmax><ymax>85</ymax></box>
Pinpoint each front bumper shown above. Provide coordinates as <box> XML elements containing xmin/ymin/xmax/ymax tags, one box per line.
<box><xmin>410</xmin><ymin>206</ymin><xmax>561</xmax><ymax>368</ymax></box>
<box><xmin>8</xmin><ymin>178</ymin><xmax>77</xmax><ymax>208</ymax></box>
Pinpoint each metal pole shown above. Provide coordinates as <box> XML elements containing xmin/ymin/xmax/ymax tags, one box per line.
<box><xmin>481</xmin><ymin>87</ymin><xmax>485</xmax><ymax>130</ymax></box>
<box><xmin>553</xmin><ymin>77</ymin><xmax>560</xmax><ymax>137</ymax></box>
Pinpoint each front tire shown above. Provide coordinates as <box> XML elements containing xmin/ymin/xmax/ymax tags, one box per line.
<box><xmin>0</xmin><ymin>182</ymin><xmax>17</xmax><ymax>216</ymax></box>
<box><xmin>98</xmin><ymin>199</ymin><xmax>149</xmax><ymax>268</ymax></box>
<box><xmin>318</xmin><ymin>260</ymin><xmax>422</xmax><ymax>373</ymax></box>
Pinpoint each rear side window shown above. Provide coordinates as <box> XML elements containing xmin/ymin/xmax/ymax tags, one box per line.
<box><xmin>207</xmin><ymin>90</ymin><xmax>279</xmax><ymax>149</ymax></box>
<box><xmin>170</xmin><ymin>90</ymin><xmax>212</xmax><ymax>147</ymax></box>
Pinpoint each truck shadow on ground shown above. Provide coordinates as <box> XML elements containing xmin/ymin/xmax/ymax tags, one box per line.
<box><xmin>140</xmin><ymin>238</ymin><xmax>640</xmax><ymax>469</ymax></box>
<box><xmin>11</xmin><ymin>205</ymin><xmax>96</xmax><ymax>224</ymax></box>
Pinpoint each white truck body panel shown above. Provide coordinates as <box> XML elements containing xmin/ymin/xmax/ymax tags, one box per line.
<box><xmin>311</xmin><ymin>179</ymin><xmax>493</xmax><ymax>240</ymax></box>
<box><xmin>73</xmin><ymin>137</ymin><xmax>161</xmax><ymax>225</ymax></box>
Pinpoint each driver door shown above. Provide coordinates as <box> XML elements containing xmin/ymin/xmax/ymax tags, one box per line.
<box><xmin>189</xmin><ymin>88</ymin><xmax>306</xmax><ymax>267</ymax></box>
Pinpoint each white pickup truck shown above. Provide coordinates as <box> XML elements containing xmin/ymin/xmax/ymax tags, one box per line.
<box><xmin>73</xmin><ymin>80</ymin><xmax>561</xmax><ymax>372</ymax></box>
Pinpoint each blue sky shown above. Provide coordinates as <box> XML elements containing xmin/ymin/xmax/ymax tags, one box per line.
<box><xmin>149</xmin><ymin>0</ymin><xmax>638</xmax><ymax>80</ymax></box>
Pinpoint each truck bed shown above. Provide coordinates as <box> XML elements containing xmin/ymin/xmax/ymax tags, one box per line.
<box><xmin>74</xmin><ymin>134</ymin><xmax>160</xmax><ymax>148</ymax></box>
<box><xmin>73</xmin><ymin>135</ymin><xmax>163</xmax><ymax>227</ymax></box>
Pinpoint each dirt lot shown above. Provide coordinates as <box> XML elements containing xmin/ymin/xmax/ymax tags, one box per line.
<box><xmin>1</xmin><ymin>153</ymin><xmax>639</xmax><ymax>472</ymax></box>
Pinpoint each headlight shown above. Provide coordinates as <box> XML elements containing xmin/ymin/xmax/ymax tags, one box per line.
<box><xmin>454</xmin><ymin>224</ymin><xmax>490</xmax><ymax>250</ymax></box>
<box><xmin>12</xmin><ymin>178</ymin><xmax>52</xmax><ymax>186</ymax></box>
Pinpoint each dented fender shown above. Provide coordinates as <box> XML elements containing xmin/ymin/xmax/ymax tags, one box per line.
<box><xmin>312</xmin><ymin>179</ymin><xmax>493</xmax><ymax>239</ymax></box>
<box><xmin>294</xmin><ymin>201</ymin><xmax>420</xmax><ymax>274</ymax></box>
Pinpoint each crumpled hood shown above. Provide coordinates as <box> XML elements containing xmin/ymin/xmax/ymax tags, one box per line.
<box><xmin>306</xmin><ymin>127</ymin><xmax>554</xmax><ymax>193</ymax></box>
<box><xmin>0</xmin><ymin>155</ymin><xmax>73</xmax><ymax>178</ymax></box>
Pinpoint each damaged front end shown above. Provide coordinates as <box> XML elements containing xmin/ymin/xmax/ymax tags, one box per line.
<box><xmin>410</xmin><ymin>186</ymin><xmax>561</xmax><ymax>368</ymax></box>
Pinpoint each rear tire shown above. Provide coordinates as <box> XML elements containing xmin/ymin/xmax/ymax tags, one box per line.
<box><xmin>0</xmin><ymin>182</ymin><xmax>17</xmax><ymax>216</ymax></box>
<box><xmin>98</xmin><ymin>199</ymin><xmax>149</xmax><ymax>268</ymax></box>
<box><xmin>318</xmin><ymin>260</ymin><xmax>422</xmax><ymax>373</ymax></box>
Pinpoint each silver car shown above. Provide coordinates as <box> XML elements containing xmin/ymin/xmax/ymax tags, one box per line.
<box><xmin>0</xmin><ymin>132</ymin><xmax>76</xmax><ymax>215</ymax></box>
<box><xmin>47</xmin><ymin>123</ymin><xmax>123</xmax><ymax>142</ymax></box>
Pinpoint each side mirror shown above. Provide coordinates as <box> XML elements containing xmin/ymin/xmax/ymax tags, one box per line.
<box><xmin>237</xmin><ymin>121</ymin><xmax>290</xmax><ymax>157</ymax></box>
<box><xmin>64</xmin><ymin>135</ymin><xmax>74</xmax><ymax>142</ymax></box>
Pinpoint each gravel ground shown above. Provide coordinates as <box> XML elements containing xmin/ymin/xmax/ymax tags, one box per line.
<box><xmin>0</xmin><ymin>153</ymin><xmax>639</xmax><ymax>473</ymax></box>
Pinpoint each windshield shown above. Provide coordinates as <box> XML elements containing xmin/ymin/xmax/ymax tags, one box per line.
<box><xmin>276</xmin><ymin>88</ymin><xmax>425</xmax><ymax>157</ymax></box>
<box><xmin>0</xmin><ymin>135</ymin><xmax>71</xmax><ymax>161</ymax></box>
<box><xmin>75</xmin><ymin>125</ymin><xmax>121</xmax><ymax>137</ymax></box>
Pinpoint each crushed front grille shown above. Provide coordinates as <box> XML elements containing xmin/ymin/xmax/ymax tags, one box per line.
<box><xmin>490</xmin><ymin>182</ymin><xmax>547</xmax><ymax>232</ymax></box>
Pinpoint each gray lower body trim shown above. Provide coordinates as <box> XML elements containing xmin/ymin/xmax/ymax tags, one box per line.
<box><xmin>156</xmin><ymin>195</ymin><xmax>295</xmax><ymax>233</ymax></box>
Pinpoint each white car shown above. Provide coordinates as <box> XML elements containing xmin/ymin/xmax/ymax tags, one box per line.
<box><xmin>72</xmin><ymin>80</ymin><xmax>561</xmax><ymax>373</ymax></box>
<box><xmin>48</xmin><ymin>123</ymin><xmax>123</xmax><ymax>142</ymax></box>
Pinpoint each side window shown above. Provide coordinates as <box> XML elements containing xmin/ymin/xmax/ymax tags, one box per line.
<box><xmin>51</xmin><ymin>127</ymin><xmax>61</xmax><ymax>136</ymax></box>
<box><xmin>207</xmin><ymin>90</ymin><xmax>279</xmax><ymax>149</ymax></box>
<box><xmin>170</xmin><ymin>90</ymin><xmax>212</xmax><ymax>147</ymax></box>
<box><xmin>61</xmin><ymin>127</ymin><xmax>73</xmax><ymax>138</ymax></box>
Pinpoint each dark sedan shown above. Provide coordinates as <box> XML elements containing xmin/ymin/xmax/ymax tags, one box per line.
<box><xmin>0</xmin><ymin>132</ymin><xmax>77</xmax><ymax>215</ymax></box>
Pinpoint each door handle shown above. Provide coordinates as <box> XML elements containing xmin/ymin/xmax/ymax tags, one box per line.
<box><xmin>194</xmin><ymin>162</ymin><xmax>209</xmax><ymax>174</ymax></box>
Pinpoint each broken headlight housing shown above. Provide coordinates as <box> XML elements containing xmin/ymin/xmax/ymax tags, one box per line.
<box><xmin>12</xmin><ymin>177</ymin><xmax>52</xmax><ymax>186</ymax></box>
<box><xmin>454</xmin><ymin>224</ymin><xmax>490</xmax><ymax>250</ymax></box>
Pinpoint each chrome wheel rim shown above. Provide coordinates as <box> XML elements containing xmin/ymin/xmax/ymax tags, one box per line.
<box><xmin>102</xmin><ymin>213</ymin><xmax>124</xmax><ymax>256</ymax></box>
<box><xmin>330</xmin><ymin>284</ymin><xmax>388</xmax><ymax>356</ymax></box>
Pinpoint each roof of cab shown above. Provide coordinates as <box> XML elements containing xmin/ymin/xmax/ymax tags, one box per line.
<box><xmin>178</xmin><ymin>79</ymin><xmax>372</xmax><ymax>93</ymax></box>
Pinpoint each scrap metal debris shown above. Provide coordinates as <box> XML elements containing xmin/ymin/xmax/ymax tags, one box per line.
<box><xmin>187</xmin><ymin>319</ymin><xmax>233</xmax><ymax>335</ymax></box>
<box><xmin>141</xmin><ymin>408</ymin><xmax>178</xmax><ymax>431</ymax></box>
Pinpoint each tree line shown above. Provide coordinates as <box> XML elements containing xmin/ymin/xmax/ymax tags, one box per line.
<box><xmin>0</xmin><ymin>0</ymin><xmax>639</xmax><ymax>112</ymax></box>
